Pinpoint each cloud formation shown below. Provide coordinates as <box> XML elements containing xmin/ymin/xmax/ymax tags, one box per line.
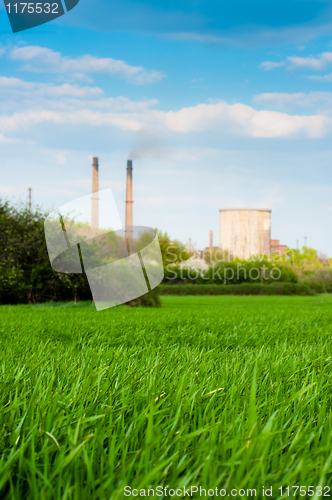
<box><xmin>0</xmin><ymin>94</ymin><xmax>328</xmax><ymax>139</ymax></box>
<box><xmin>288</xmin><ymin>52</ymin><xmax>332</xmax><ymax>70</ymax></box>
<box><xmin>10</xmin><ymin>46</ymin><xmax>166</xmax><ymax>84</ymax></box>
<box><xmin>309</xmin><ymin>73</ymin><xmax>332</xmax><ymax>82</ymax></box>
<box><xmin>254</xmin><ymin>92</ymin><xmax>332</xmax><ymax>110</ymax></box>
<box><xmin>259</xmin><ymin>50</ymin><xmax>332</xmax><ymax>77</ymax></box>
<box><xmin>259</xmin><ymin>61</ymin><xmax>285</xmax><ymax>71</ymax></box>
<box><xmin>0</xmin><ymin>77</ymin><xmax>104</xmax><ymax>98</ymax></box>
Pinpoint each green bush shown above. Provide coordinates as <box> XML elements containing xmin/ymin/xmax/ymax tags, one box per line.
<box><xmin>299</xmin><ymin>268</ymin><xmax>332</xmax><ymax>294</ymax></box>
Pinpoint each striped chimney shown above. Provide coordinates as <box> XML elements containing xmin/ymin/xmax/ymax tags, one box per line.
<box><xmin>125</xmin><ymin>160</ymin><xmax>133</xmax><ymax>241</ymax></box>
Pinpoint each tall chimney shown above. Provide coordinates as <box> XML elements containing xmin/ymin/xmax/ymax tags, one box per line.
<box><xmin>125</xmin><ymin>160</ymin><xmax>133</xmax><ymax>240</ymax></box>
<box><xmin>91</xmin><ymin>157</ymin><xmax>99</xmax><ymax>230</ymax></box>
<box><xmin>209</xmin><ymin>230</ymin><xmax>213</xmax><ymax>251</ymax></box>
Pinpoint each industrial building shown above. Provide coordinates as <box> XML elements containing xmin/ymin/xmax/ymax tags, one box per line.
<box><xmin>219</xmin><ymin>209</ymin><xmax>272</xmax><ymax>259</ymax></box>
<box><xmin>89</xmin><ymin>158</ymin><xmax>287</xmax><ymax>261</ymax></box>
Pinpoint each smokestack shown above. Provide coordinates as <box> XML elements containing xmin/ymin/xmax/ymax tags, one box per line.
<box><xmin>91</xmin><ymin>157</ymin><xmax>99</xmax><ymax>230</ymax></box>
<box><xmin>125</xmin><ymin>160</ymin><xmax>133</xmax><ymax>241</ymax></box>
<box><xmin>209</xmin><ymin>230</ymin><xmax>213</xmax><ymax>252</ymax></box>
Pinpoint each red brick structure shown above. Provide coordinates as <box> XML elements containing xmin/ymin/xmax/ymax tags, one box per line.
<box><xmin>271</xmin><ymin>239</ymin><xmax>288</xmax><ymax>255</ymax></box>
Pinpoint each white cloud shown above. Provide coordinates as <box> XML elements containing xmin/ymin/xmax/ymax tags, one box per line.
<box><xmin>288</xmin><ymin>52</ymin><xmax>332</xmax><ymax>70</ymax></box>
<box><xmin>156</xmin><ymin>101</ymin><xmax>328</xmax><ymax>138</ymax></box>
<box><xmin>259</xmin><ymin>51</ymin><xmax>332</xmax><ymax>74</ymax></box>
<box><xmin>259</xmin><ymin>61</ymin><xmax>285</xmax><ymax>71</ymax></box>
<box><xmin>64</xmin><ymin>96</ymin><xmax>159</xmax><ymax>112</ymax></box>
<box><xmin>309</xmin><ymin>73</ymin><xmax>332</xmax><ymax>82</ymax></box>
<box><xmin>0</xmin><ymin>99</ymin><xmax>328</xmax><ymax>139</ymax></box>
<box><xmin>10</xmin><ymin>46</ymin><xmax>166</xmax><ymax>85</ymax></box>
<box><xmin>0</xmin><ymin>76</ymin><xmax>104</xmax><ymax>98</ymax></box>
<box><xmin>0</xmin><ymin>69</ymin><xmax>328</xmax><ymax>141</ymax></box>
<box><xmin>254</xmin><ymin>92</ymin><xmax>332</xmax><ymax>109</ymax></box>
<box><xmin>0</xmin><ymin>133</ymin><xmax>18</xmax><ymax>144</ymax></box>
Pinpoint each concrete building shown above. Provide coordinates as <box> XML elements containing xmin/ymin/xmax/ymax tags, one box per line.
<box><xmin>220</xmin><ymin>209</ymin><xmax>271</xmax><ymax>259</ymax></box>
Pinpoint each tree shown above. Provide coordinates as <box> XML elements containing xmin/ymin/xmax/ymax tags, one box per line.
<box><xmin>157</xmin><ymin>230</ymin><xmax>190</xmax><ymax>266</ymax></box>
<box><xmin>0</xmin><ymin>199</ymin><xmax>92</xmax><ymax>304</ymax></box>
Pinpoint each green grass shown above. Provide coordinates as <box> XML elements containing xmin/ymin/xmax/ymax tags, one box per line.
<box><xmin>1</xmin><ymin>295</ymin><xmax>332</xmax><ymax>499</ymax></box>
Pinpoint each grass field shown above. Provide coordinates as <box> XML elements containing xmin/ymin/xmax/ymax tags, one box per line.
<box><xmin>1</xmin><ymin>295</ymin><xmax>332</xmax><ymax>499</ymax></box>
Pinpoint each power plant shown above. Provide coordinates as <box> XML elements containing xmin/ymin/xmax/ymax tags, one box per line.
<box><xmin>88</xmin><ymin>157</ymin><xmax>286</xmax><ymax>259</ymax></box>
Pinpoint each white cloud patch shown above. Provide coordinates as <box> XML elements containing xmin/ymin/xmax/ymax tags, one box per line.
<box><xmin>156</xmin><ymin>101</ymin><xmax>328</xmax><ymax>138</ymax></box>
<box><xmin>0</xmin><ymin>133</ymin><xmax>19</xmax><ymax>144</ymax></box>
<box><xmin>0</xmin><ymin>98</ymin><xmax>328</xmax><ymax>139</ymax></box>
<box><xmin>10</xmin><ymin>46</ymin><xmax>166</xmax><ymax>85</ymax></box>
<box><xmin>254</xmin><ymin>92</ymin><xmax>332</xmax><ymax>110</ymax></box>
<box><xmin>288</xmin><ymin>52</ymin><xmax>332</xmax><ymax>70</ymax></box>
<box><xmin>0</xmin><ymin>77</ymin><xmax>104</xmax><ymax>98</ymax></box>
<box><xmin>259</xmin><ymin>51</ymin><xmax>332</xmax><ymax>74</ymax></box>
<box><xmin>309</xmin><ymin>73</ymin><xmax>332</xmax><ymax>82</ymax></box>
<box><xmin>259</xmin><ymin>61</ymin><xmax>285</xmax><ymax>71</ymax></box>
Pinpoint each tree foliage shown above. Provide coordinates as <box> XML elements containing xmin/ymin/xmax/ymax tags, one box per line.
<box><xmin>0</xmin><ymin>199</ymin><xmax>92</xmax><ymax>304</ymax></box>
<box><xmin>0</xmin><ymin>199</ymin><xmax>161</xmax><ymax>306</ymax></box>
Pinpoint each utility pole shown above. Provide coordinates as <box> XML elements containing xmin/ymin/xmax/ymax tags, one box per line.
<box><xmin>304</xmin><ymin>237</ymin><xmax>307</xmax><ymax>247</ymax></box>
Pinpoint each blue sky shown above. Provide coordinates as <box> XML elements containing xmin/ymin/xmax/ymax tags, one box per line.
<box><xmin>1</xmin><ymin>0</ymin><xmax>332</xmax><ymax>254</ymax></box>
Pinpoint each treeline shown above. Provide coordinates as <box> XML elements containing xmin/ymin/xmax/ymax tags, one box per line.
<box><xmin>0</xmin><ymin>200</ymin><xmax>164</xmax><ymax>306</ymax></box>
<box><xmin>163</xmin><ymin>244</ymin><xmax>332</xmax><ymax>292</ymax></box>
<box><xmin>1</xmin><ymin>198</ymin><xmax>331</xmax><ymax>304</ymax></box>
